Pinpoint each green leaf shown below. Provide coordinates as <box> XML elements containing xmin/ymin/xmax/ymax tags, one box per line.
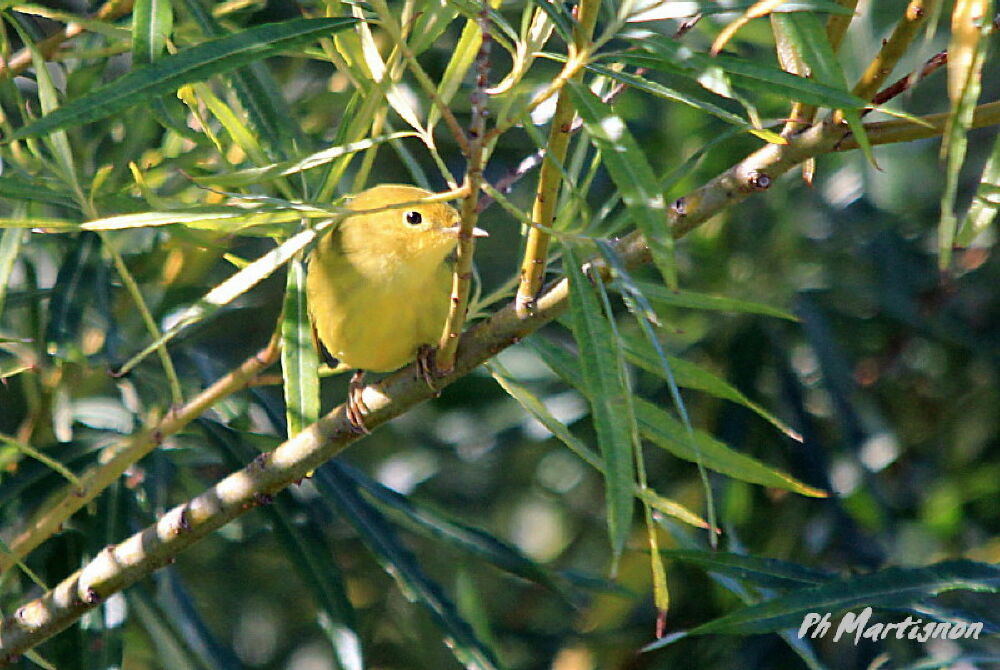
<box><xmin>176</xmin><ymin>0</ymin><xmax>311</xmax><ymax>158</ymax></box>
<box><xmin>689</xmin><ymin>560</ymin><xmax>1000</xmax><ymax>635</ymax></box>
<box><xmin>626</xmin><ymin>278</ymin><xmax>798</xmax><ymax>320</ymax></box>
<box><xmin>281</xmin><ymin>256</ymin><xmax>319</xmax><ymax>438</ymax></box>
<box><xmin>116</xmin><ymin>226</ymin><xmax>319</xmax><ymax>375</ymax></box>
<box><xmin>563</xmin><ymin>242</ymin><xmax>636</xmax><ymax>561</ymax></box>
<box><xmin>627</xmin><ymin>37</ymin><xmax>871</xmax><ymax>110</ymax></box>
<box><xmin>0</xmin><ymin>227</ymin><xmax>25</xmax><ymax>318</ymax></box>
<box><xmin>568</xmin><ymin>82</ymin><xmax>676</xmax><ymax>288</ymax></box>
<box><xmin>0</xmin><ymin>176</ymin><xmax>80</xmax><ymax>210</ymax></box>
<box><xmin>958</xmin><ymin>130</ymin><xmax>1000</xmax><ymax>245</ymax></box>
<box><xmin>45</xmin><ymin>232</ymin><xmax>101</xmax><ymax>356</ymax></box>
<box><xmin>769</xmin><ymin>12</ymin><xmax>875</xmax><ymax>165</ymax></box>
<box><xmin>428</xmin><ymin>17</ymin><xmax>483</xmax><ymax>130</ymax></box>
<box><xmin>408</xmin><ymin>0</ymin><xmax>461</xmax><ymax>55</ymax></box>
<box><xmin>132</xmin><ymin>0</ymin><xmax>173</xmax><ymax>65</ymax></box>
<box><xmin>200</xmin><ymin>420</ymin><xmax>361</xmax><ymax>670</ymax></box>
<box><xmin>491</xmin><ymin>359</ymin><xmax>712</xmax><ymax>531</ymax></box>
<box><xmin>636</xmin><ymin>399</ymin><xmax>827</xmax><ymax>497</ymax></box>
<box><xmin>315</xmin><ymin>464</ymin><xmax>500</xmax><ymax>670</ymax></box>
<box><xmin>79</xmin><ymin>207</ymin><xmax>306</xmax><ymax>232</ymax></box>
<box><xmin>529</xmin><ymin>0</ymin><xmax>574</xmax><ymax>44</ymax></box>
<box><xmin>198</xmin><ymin>133</ymin><xmax>415</xmax><ymax>188</ymax></box>
<box><xmin>662</xmin><ymin>549</ymin><xmax>835</xmax><ymax>589</ymax></box>
<box><xmin>8</xmin><ymin>17</ymin><xmax>358</xmax><ymax>142</ymax></box>
<box><xmin>336</xmin><ymin>459</ymin><xmax>575</xmax><ymax>599</ymax></box>
<box><xmin>627</xmin><ymin>0</ymin><xmax>854</xmax><ymax>20</ymax></box>
<box><xmin>939</xmin><ymin>1</ymin><xmax>993</xmax><ymax>268</ymax></box>
<box><xmin>582</xmin><ymin>61</ymin><xmax>757</xmax><ymax>133</ymax></box>
<box><xmin>621</xmin><ymin>331</ymin><xmax>802</xmax><ymax>440</ymax></box>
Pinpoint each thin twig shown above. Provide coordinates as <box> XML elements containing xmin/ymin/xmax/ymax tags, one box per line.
<box><xmin>0</xmin><ymin>330</ymin><xmax>282</xmax><ymax>577</ymax></box>
<box><xmin>435</xmin><ymin>5</ymin><xmax>491</xmax><ymax>372</ymax></box>
<box><xmin>870</xmin><ymin>49</ymin><xmax>948</xmax><ymax>108</ymax></box>
<box><xmin>513</xmin><ymin>0</ymin><xmax>602</xmax><ymax>317</ymax></box>
<box><xmin>0</xmin><ymin>0</ymin><xmax>134</xmax><ymax>78</ymax></box>
<box><xmin>852</xmin><ymin>0</ymin><xmax>938</xmax><ymax>103</ymax></box>
<box><xmin>478</xmin><ymin>68</ymin><xmax>643</xmax><ymax>213</ymax></box>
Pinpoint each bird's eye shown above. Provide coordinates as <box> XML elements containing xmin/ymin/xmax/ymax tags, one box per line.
<box><xmin>404</xmin><ymin>211</ymin><xmax>423</xmax><ymax>225</ymax></box>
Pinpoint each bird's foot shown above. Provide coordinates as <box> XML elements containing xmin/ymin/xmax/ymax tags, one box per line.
<box><xmin>416</xmin><ymin>345</ymin><xmax>441</xmax><ymax>397</ymax></box>
<box><xmin>346</xmin><ymin>370</ymin><xmax>371</xmax><ymax>434</ymax></box>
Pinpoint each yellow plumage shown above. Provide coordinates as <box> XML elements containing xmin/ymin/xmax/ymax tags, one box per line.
<box><xmin>306</xmin><ymin>184</ymin><xmax>463</xmax><ymax>373</ymax></box>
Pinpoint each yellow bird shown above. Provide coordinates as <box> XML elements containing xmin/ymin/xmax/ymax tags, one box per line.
<box><xmin>306</xmin><ymin>184</ymin><xmax>487</xmax><ymax>431</ymax></box>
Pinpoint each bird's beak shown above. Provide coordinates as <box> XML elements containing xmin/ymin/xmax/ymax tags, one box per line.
<box><xmin>441</xmin><ymin>225</ymin><xmax>489</xmax><ymax>238</ymax></box>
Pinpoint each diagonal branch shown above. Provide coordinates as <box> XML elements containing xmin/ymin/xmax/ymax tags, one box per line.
<box><xmin>3</xmin><ymin>103</ymin><xmax>1000</xmax><ymax>664</ymax></box>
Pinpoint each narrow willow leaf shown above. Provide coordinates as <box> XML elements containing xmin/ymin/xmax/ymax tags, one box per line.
<box><xmin>582</xmin><ymin>61</ymin><xmax>755</xmax><ymax>132</ymax></box>
<box><xmin>637</xmin><ymin>399</ymin><xmax>827</xmax><ymax>497</ymax></box>
<box><xmin>957</xmin><ymin>131</ymin><xmax>1000</xmax><ymax>245</ymax></box>
<box><xmin>639</xmin><ymin>488</ymin><xmax>712</xmax><ymax>531</ymax></box>
<box><xmin>356</xmin><ymin>16</ymin><xmax>423</xmax><ymax>134</ymax></box>
<box><xmin>132</xmin><ymin>0</ymin><xmax>173</xmax><ymax>65</ymax></box>
<box><xmin>644</xmin><ymin>523</ymin><xmax>827</xmax><ymax>667</ymax></box>
<box><xmin>630</xmin><ymin>0</ymin><xmax>851</xmax><ymax>21</ymax></box>
<box><xmin>528</xmin><ymin>0</ymin><xmax>574</xmax><ymax>44</ymax></box>
<box><xmin>629</xmin><ymin>36</ymin><xmax>870</xmax><ymax>111</ymax></box>
<box><xmin>199</xmin><ymin>134</ymin><xmax>415</xmax><ymax>187</ymax></box>
<box><xmin>12</xmin><ymin>20</ymin><xmax>78</xmax><ymax>192</ymax></box>
<box><xmin>594</xmin><ymin>241</ymin><xmax>716</xmax><ymax>543</ymax></box>
<box><xmin>190</xmin><ymin>81</ymin><xmax>268</xmax><ymax>166</ymax></box>
<box><xmin>598</xmin><ymin>242</ymin><xmax>802</xmax><ymax>442</ymax></box>
<box><xmin>715</xmin><ymin>55</ymin><xmax>866</xmax><ymax>111</ymax></box>
<box><xmin>9</xmin><ymin>17</ymin><xmax>357</xmax><ymax>142</ymax></box>
<box><xmin>689</xmin><ymin>560</ymin><xmax>1000</xmax><ymax>635</ymax></box>
<box><xmin>711</xmin><ymin>0</ymin><xmax>794</xmax><ymax>54</ymax></box>
<box><xmin>563</xmin><ymin>243</ymin><xmax>636</xmax><ymax>560</ymax></box>
<box><xmin>45</xmin><ymin>232</ymin><xmax>101</xmax><ymax>355</ymax></box>
<box><xmin>176</xmin><ymin>0</ymin><xmax>308</xmax><ymax>157</ymax></box>
<box><xmin>408</xmin><ymin>0</ymin><xmax>461</xmax><ymax>55</ymax></box>
<box><xmin>0</xmin><ymin>434</ymin><xmax>82</xmax><ymax>489</ymax></box>
<box><xmin>491</xmin><ymin>360</ymin><xmax>712</xmax><ymax>531</ymax></box>
<box><xmin>568</xmin><ymin>82</ymin><xmax>676</xmax><ymax>288</ymax></box>
<box><xmin>200</xmin><ymin>420</ymin><xmax>361</xmax><ymax>670</ymax></box>
<box><xmin>621</xmin><ymin>332</ymin><xmax>802</xmax><ymax>441</ymax></box>
<box><xmin>644</xmin><ymin>503</ymin><xmax>670</xmax><ymax>623</ymax></box>
<box><xmin>769</xmin><ymin>11</ymin><xmax>875</xmax><ymax>165</ymax></box>
<box><xmin>488</xmin><ymin>4</ymin><xmax>554</xmax><ymax>96</ymax></box>
<box><xmin>315</xmin><ymin>465</ymin><xmax>500</xmax><ymax>670</ymax></box>
<box><xmin>0</xmin><ymin>176</ymin><xmax>79</xmax><ymax>210</ymax></box>
<box><xmin>336</xmin><ymin>459</ymin><xmax>573</xmax><ymax>598</ymax></box>
<box><xmin>80</xmin><ymin>207</ymin><xmax>305</xmax><ymax>231</ymax></box>
<box><xmin>940</xmin><ymin>0</ymin><xmax>993</xmax><ymax>267</ymax></box>
<box><xmin>662</xmin><ymin>549</ymin><xmax>835</xmax><ymax>589</ymax></box>
<box><xmin>282</xmin><ymin>257</ymin><xmax>319</xmax><ymax>438</ymax></box>
<box><xmin>428</xmin><ymin>18</ymin><xmax>482</xmax><ymax>130</ymax></box>
<box><xmin>627</xmin><ymin>278</ymin><xmax>798</xmax><ymax>320</ymax></box>
<box><xmin>0</xmin><ymin>227</ymin><xmax>24</xmax><ymax>317</ymax></box>
<box><xmin>117</xmin><ymin>227</ymin><xmax>318</xmax><ymax>375</ymax></box>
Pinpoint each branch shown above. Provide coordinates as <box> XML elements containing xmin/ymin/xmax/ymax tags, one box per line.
<box><xmin>514</xmin><ymin>0</ymin><xmax>602</xmax><ymax>316</ymax></box>
<box><xmin>0</xmin><ymin>332</ymin><xmax>282</xmax><ymax>576</ymax></box>
<box><xmin>852</xmin><ymin>0</ymin><xmax>937</xmax><ymax>102</ymax></box>
<box><xmin>0</xmin><ymin>0</ymin><xmax>134</xmax><ymax>78</ymax></box>
<box><xmin>436</xmin><ymin>6</ymin><xmax>491</xmax><ymax>372</ymax></box>
<box><xmin>3</xmin><ymin>102</ymin><xmax>1000</xmax><ymax>664</ymax></box>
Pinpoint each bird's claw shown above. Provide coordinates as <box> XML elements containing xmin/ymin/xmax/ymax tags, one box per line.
<box><xmin>347</xmin><ymin>370</ymin><xmax>371</xmax><ymax>434</ymax></box>
<box><xmin>416</xmin><ymin>345</ymin><xmax>440</xmax><ymax>396</ymax></box>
